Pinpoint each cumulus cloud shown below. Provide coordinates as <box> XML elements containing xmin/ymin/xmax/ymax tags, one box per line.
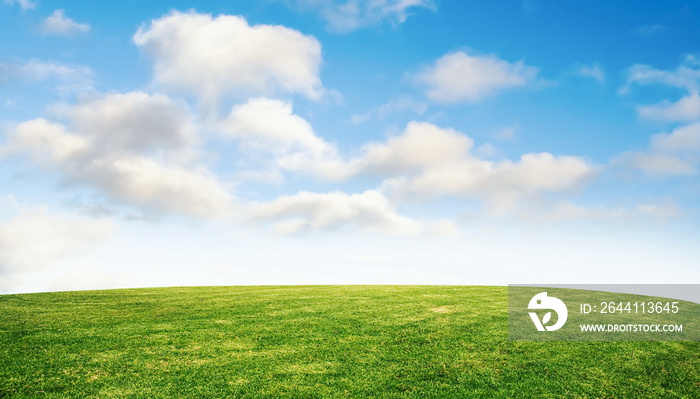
<box><xmin>220</xmin><ymin>97</ymin><xmax>345</xmax><ymax>179</ymax></box>
<box><xmin>347</xmin><ymin>121</ymin><xmax>473</xmax><ymax>175</ymax></box>
<box><xmin>133</xmin><ymin>11</ymin><xmax>323</xmax><ymax>104</ymax></box>
<box><xmin>623</xmin><ymin>58</ymin><xmax>700</xmax><ymax>122</ymax></box>
<box><xmin>342</xmin><ymin>122</ymin><xmax>595</xmax><ymax>207</ymax></box>
<box><xmin>615</xmin><ymin>123</ymin><xmax>700</xmax><ymax>175</ymax></box>
<box><xmin>415</xmin><ymin>51</ymin><xmax>540</xmax><ymax>103</ymax></box>
<box><xmin>220</xmin><ymin>109</ymin><xmax>594</xmax><ymax>210</ymax></box>
<box><xmin>40</xmin><ymin>9</ymin><xmax>90</xmax><ymax>37</ymax></box>
<box><xmin>3</xmin><ymin>0</ymin><xmax>35</xmax><ymax>10</ymax></box>
<box><xmin>251</xmin><ymin>189</ymin><xmax>454</xmax><ymax>235</ymax></box>
<box><xmin>6</xmin><ymin>118</ymin><xmax>88</xmax><ymax>164</ymax></box>
<box><xmin>381</xmin><ymin>152</ymin><xmax>595</xmax><ymax>210</ymax></box>
<box><xmin>222</xmin><ymin>98</ymin><xmax>335</xmax><ymax>159</ymax></box>
<box><xmin>222</xmin><ymin>107</ymin><xmax>593</xmax><ymax>207</ymax></box>
<box><xmin>63</xmin><ymin>92</ymin><xmax>195</xmax><ymax>155</ymax></box>
<box><xmin>0</xmin><ymin>205</ymin><xmax>112</xmax><ymax>292</ymax></box>
<box><xmin>227</xmin><ymin>117</ymin><xmax>595</xmax><ymax>208</ymax></box>
<box><xmin>4</xmin><ymin>93</ymin><xmax>233</xmax><ymax>217</ymax></box>
<box><xmin>294</xmin><ymin>0</ymin><xmax>434</xmax><ymax>32</ymax></box>
<box><xmin>79</xmin><ymin>156</ymin><xmax>233</xmax><ymax>217</ymax></box>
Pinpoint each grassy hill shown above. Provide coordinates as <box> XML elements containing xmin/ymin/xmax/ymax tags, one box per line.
<box><xmin>1</xmin><ymin>286</ymin><xmax>698</xmax><ymax>398</ymax></box>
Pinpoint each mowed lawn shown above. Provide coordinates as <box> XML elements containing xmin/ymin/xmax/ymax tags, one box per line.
<box><xmin>1</xmin><ymin>286</ymin><xmax>698</xmax><ymax>398</ymax></box>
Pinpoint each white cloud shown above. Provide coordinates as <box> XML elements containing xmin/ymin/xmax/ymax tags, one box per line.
<box><xmin>40</xmin><ymin>9</ymin><xmax>90</xmax><ymax>37</ymax></box>
<box><xmin>295</xmin><ymin>0</ymin><xmax>434</xmax><ymax>32</ymax></box>
<box><xmin>686</xmin><ymin>54</ymin><xmax>700</xmax><ymax>67</ymax></box>
<box><xmin>342</xmin><ymin>122</ymin><xmax>595</xmax><ymax>207</ymax></box>
<box><xmin>623</xmin><ymin>58</ymin><xmax>700</xmax><ymax>122</ymax></box>
<box><xmin>133</xmin><ymin>11</ymin><xmax>323</xmax><ymax>104</ymax></box>
<box><xmin>4</xmin><ymin>118</ymin><xmax>89</xmax><ymax>164</ymax></box>
<box><xmin>616</xmin><ymin>153</ymin><xmax>695</xmax><ymax>176</ymax></box>
<box><xmin>637</xmin><ymin>93</ymin><xmax>700</xmax><ymax>122</ymax></box>
<box><xmin>223</xmin><ymin>113</ymin><xmax>594</xmax><ymax>208</ymax></box>
<box><xmin>615</xmin><ymin>123</ymin><xmax>700</xmax><ymax>176</ymax></box>
<box><xmin>650</xmin><ymin>122</ymin><xmax>700</xmax><ymax>153</ymax></box>
<box><xmin>3</xmin><ymin>0</ymin><xmax>35</xmax><ymax>10</ymax></box>
<box><xmin>348</xmin><ymin>121</ymin><xmax>473</xmax><ymax>175</ymax></box>
<box><xmin>8</xmin><ymin>92</ymin><xmax>195</xmax><ymax>161</ymax></box>
<box><xmin>81</xmin><ymin>156</ymin><xmax>233</xmax><ymax>217</ymax></box>
<box><xmin>222</xmin><ymin>98</ymin><xmax>335</xmax><ymax>159</ymax></box>
<box><xmin>5</xmin><ymin>93</ymin><xmax>234</xmax><ymax>217</ymax></box>
<box><xmin>220</xmin><ymin>97</ymin><xmax>345</xmax><ymax>180</ymax></box>
<box><xmin>415</xmin><ymin>51</ymin><xmax>540</xmax><ymax>103</ymax></box>
<box><xmin>624</xmin><ymin>63</ymin><xmax>700</xmax><ymax>93</ymax></box>
<box><xmin>0</xmin><ymin>206</ymin><xmax>112</xmax><ymax>292</ymax></box>
<box><xmin>0</xmin><ymin>60</ymin><xmax>93</xmax><ymax>96</ymax></box>
<box><xmin>232</xmin><ymin>119</ymin><xmax>594</xmax><ymax>208</ymax></box>
<box><xmin>251</xmin><ymin>189</ymin><xmax>433</xmax><ymax>235</ymax></box>
<box><xmin>64</xmin><ymin>92</ymin><xmax>195</xmax><ymax>155</ymax></box>
<box><xmin>0</xmin><ymin>60</ymin><xmax>92</xmax><ymax>84</ymax></box>
<box><xmin>511</xmin><ymin>200</ymin><xmax>680</xmax><ymax>224</ymax></box>
<box><xmin>574</xmin><ymin>63</ymin><xmax>605</xmax><ymax>82</ymax></box>
<box><xmin>381</xmin><ymin>152</ymin><xmax>595</xmax><ymax>210</ymax></box>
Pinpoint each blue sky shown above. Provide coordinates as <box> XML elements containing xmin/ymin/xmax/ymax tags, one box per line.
<box><xmin>1</xmin><ymin>0</ymin><xmax>699</xmax><ymax>293</ymax></box>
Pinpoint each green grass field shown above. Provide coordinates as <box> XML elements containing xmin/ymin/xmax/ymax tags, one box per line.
<box><xmin>1</xmin><ymin>286</ymin><xmax>698</xmax><ymax>398</ymax></box>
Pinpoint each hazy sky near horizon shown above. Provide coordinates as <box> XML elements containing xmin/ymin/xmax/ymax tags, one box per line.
<box><xmin>1</xmin><ymin>0</ymin><xmax>699</xmax><ymax>294</ymax></box>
